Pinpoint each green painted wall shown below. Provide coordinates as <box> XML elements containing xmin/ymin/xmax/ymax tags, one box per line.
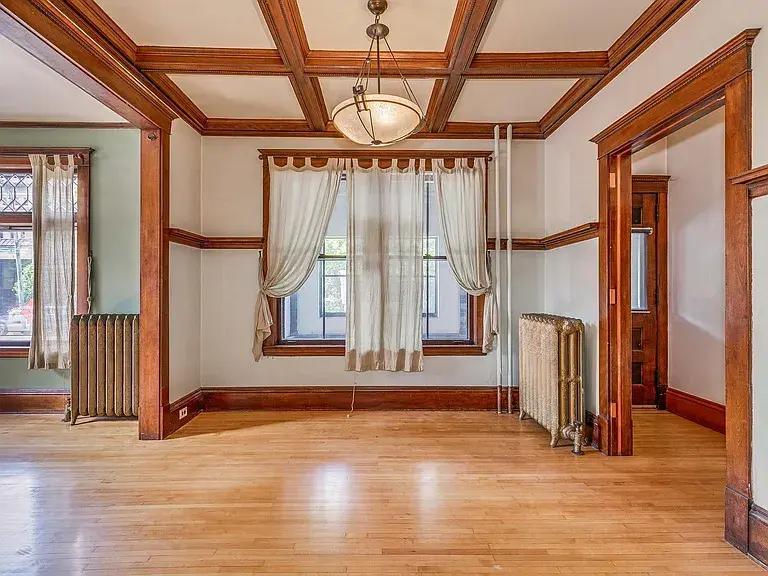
<box><xmin>0</xmin><ymin>128</ymin><xmax>140</xmax><ymax>389</ymax></box>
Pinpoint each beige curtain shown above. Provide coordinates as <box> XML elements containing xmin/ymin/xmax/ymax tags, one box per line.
<box><xmin>433</xmin><ymin>158</ymin><xmax>498</xmax><ymax>352</ymax></box>
<box><xmin>346</xmin><ymin>159</ymin><xmax>425</xmax><ymax>372</ymax></box>
<box><xmin>28</xmin><ymin>154</ymin><xmax>76</xmax><ymax>369</ymax></box>
<box><xmin>253</xmin><ymin>157</ymin><xmax>344</xmax><ymax>360</ymax></box>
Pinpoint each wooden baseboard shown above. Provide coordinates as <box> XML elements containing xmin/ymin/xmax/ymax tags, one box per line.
<box><xmin>0</xmin><ymin>389</ymin><xmax>69</xmax><ymax>413</ymax></box>
<box><xmin>666</xmin><ymin>388</ymin><xmax>725</xmax><ymax>434</ymax></box>
<box><xmin>202</xmin><ymin>386</ymin><xmax>520</xmax><ymax>412</ymax></box>
<box><xmin>164</xmin><ymin>388</ymin><xmax>205</xmax><ymax>437</ymax></box>
<box><xmin>750</xmin><ymin>504</ymin><xmax>768</xmax><ymax>567</ymax></box>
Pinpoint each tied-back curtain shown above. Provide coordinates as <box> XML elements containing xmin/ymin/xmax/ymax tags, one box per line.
<box><xmin>253</xmin><ymin>157</ymin><xmax>344</xmax><ymax>360</ymax></box>
<box><xmin>433</xmin><ymin>158</ymin><xmax>498</xmax><ymax>352</ymax></box>
<box><xmin>346</xmin><ymin>159</ymin><xmax>425</xmax><ymax>372</ymax></box>
<box><xmin>28</xmin><ymin>154</ymin><xmax>76</xmax><ymax>369</ymax></box>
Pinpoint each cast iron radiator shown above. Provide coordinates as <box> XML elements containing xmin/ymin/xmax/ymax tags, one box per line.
<box><xmin>69</xmin><ymin>314</ymin><xmax>139</xmax><ymax>425</ymax></box>
<box><xmin>518</xmin><ymin>313</ymin><xmax>585</xmax><ymax>454</ymax></box>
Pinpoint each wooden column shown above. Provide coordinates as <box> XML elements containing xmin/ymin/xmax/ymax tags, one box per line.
<box><xmin>139</xmin><ymin>129</ymin><xmax>170</xmax><ymax>440</ymax></box>
<box><xmin>723</xmin><ymin>71</ymin><xmax>753</xmax><ymax>552</ymax></box>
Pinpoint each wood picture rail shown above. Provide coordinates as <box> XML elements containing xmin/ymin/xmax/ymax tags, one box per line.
<box><xmin>169</xmin><ymin>222</ymin><xmax>598</xmax><ymax>253</ymax></box>
<box><xmin>731</xmin><ymin>164</ymin><xmax>768</xmax><ymax>199</ymax></box>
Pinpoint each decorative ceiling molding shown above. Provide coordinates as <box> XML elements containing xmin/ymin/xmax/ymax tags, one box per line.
<box><xmin>136</xmin><ymin>47</ymin><xmax>288</xmax><ymax>75</ymax></box>
<box><xmin>0</xmin><ymin>0</ymin><xmax>704</xmax><ymax>139</ymax></box>
<box><xmin>426</xmin><ymin>0</ymin><xmax>499</xmax><ymax>132</ymax></box>
<box><xmin>466</xmin><ymin>52</ymin><xmax>609</xmax><ymax>78</ymax></box>
<box><xmin>256</xmin><ymin>0</ymin><xmax>328</xmax><ymax>131</ymax></box>
<box><xmin>540</xmin><ymin>0</ymin><xmax>702</xmax><ymax>137</ymax></box>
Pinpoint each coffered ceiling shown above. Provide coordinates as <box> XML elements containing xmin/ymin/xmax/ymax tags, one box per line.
<box><xmin>0</xmin><ymin>0</ymin><xmax>699</xmax><ymax>139</ymax></box>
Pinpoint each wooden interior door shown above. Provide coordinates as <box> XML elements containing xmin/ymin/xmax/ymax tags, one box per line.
<box><xmin>631</xmin><ymin>193</ymin><xmax>659</xmax><ymax>406</ymax></box>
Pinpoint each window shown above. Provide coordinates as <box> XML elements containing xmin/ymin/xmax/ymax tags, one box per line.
<box><xmin>631</xmin><ymin>229</ymin><xmax>650</xmax><ymax>311</ymax></box>
<box><xmin>0</xmin><ymin>151</ymin><xmax>90</xmax><ymax>357</ymax></box>
<box><xmin>274</xmin><ymin>169</ymin><xmax>476</xmax><ymax>353</ymax></box>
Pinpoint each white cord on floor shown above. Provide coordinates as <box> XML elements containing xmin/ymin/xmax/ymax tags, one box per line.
<box><xmin>347</xmin><ymin>383</ymin><xmax>356</xmax><ymax>417</ymax></box>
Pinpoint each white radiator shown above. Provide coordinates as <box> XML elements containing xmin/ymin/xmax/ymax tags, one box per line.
<box><xmin>519</xmin><ymin>313</ymin><xmax>585</xmax><ymax>454</ymax></box>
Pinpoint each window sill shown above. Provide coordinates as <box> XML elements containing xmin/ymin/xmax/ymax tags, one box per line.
<box><xmin>262</xmin><ymin>344</ymin><xmax>485</xmax><ymax>357</ymax></box>
<box><xmin>0</xmin><ymin>347</ymin><xmax>29</xmax><ymax>359</ymax></box>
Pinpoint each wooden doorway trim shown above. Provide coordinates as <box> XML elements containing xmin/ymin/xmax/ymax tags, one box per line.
<box><xmin>591</xmin><ymin>29</ymin><xmax>758</xmax><ymax>552</ymax></box>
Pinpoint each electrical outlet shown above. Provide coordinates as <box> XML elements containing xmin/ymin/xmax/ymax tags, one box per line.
<box><xmin>179</xmin><ymin>406</ymin><xmax>188</xmax><ymax>419</ymax></box>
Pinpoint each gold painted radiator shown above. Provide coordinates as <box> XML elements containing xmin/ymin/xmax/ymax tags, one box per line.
<box><xmin>69</xmin><ymin>314</ymin><xmax>139</xmax><ymax>425</ymax></box>
<box><xmin>518</xmin><ymin>313</ymin><xmax>585</xmax><ymax>454</ymax></box>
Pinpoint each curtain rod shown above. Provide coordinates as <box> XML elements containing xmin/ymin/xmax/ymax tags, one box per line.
<box><xmin>258</xmin><ymin>149</ymin><xmax>493</xmax><ymax>161</ymax></box>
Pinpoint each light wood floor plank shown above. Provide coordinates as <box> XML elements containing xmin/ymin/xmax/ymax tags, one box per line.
<box><xmin>0</xmin><ymin>410</ymin><xmax>763</xmax><ymax>575</ymax></box>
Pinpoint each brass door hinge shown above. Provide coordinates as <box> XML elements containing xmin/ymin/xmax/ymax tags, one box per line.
<box><xmin>610</xmin><ymin>288</ymin><xmax>616</xmax><ymax>305</ymax></box>
<box><xmin>610</xmin><ymin>402</ymin><xmax>618</xmax><ymax>418</ymax></box>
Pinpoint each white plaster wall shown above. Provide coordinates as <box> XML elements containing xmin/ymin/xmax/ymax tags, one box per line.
<box><xmin>199</xmin><ymin>136</ymin><xmax>546</xmax><ymax>389</ymax></box>
<box><xmin>667</xmin><ymin>109</ymin><xmax>726</xmax><ymax>405</ymax></box>
<box><xmin>540</xmin><ymin>0</ymin><xmax>767</xmax><ymax>505</ymax></box>
<box><xmin>169</xmin><ymin>119</ymin><xmax>202</xmax><ymax>402</ymax></box>
<box><xmin>632</xmin><ymin>138</ymin><xmax>668</xmax><ymax>175</ymax></box>
<box><xmin>752</xmin><ymin>196</ymin><xmax>768</xmax><ymax>508</ymax></box>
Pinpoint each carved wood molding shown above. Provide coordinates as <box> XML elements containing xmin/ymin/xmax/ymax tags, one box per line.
<box><xmin>592</xmin><ymin>29</ymin><xmax>759</xmax><ymax>156</ymax></box>
<box><xmin>168</xmin><ymin>228</ymin><xmax>264</xmax><ymax>250</ymax></box>
<box><xmin>169</xmin><ymin>222</ymin><xmax>597</xmax><ymax>253</ymax></box>
<box><xmin>1</xmin><ymin>0</ymin><xmax>704</xmax><ymax>140</ymax></box>
<box><xmin>731</xmin><ymin>164</ymin><xmax>768</xmax><ymax>199</ymax></box>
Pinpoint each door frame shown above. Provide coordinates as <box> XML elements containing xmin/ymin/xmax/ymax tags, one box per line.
<box><xmin>591</xmin><ymin>29</ymin><xmax>758</xmax><ymax>552</ymax></box>
<box><xmin>632</xmin><ymin>175</ymin><xmax>670</xmax><ymax>410</ymax></box>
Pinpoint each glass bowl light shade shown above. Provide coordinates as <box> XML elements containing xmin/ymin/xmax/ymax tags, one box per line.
<box><xmin>331</xmin><ymin>94</ymin><xmax>425</xmax><ymax>147</ymax></box>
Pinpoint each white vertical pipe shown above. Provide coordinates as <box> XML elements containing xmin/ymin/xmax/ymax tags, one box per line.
<box><xmin>506</xmin><ymin>125</ymin><xmax>513</xmax><ymax>414</ymax></box>
<box><xmin>494</xmin><ymin>125</ymin><xmax>502</xmax><ymax>414</ymax></box>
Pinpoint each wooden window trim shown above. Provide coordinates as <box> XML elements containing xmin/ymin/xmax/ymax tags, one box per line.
<box><xmin>260</xmin><ymin>151</ymin><xmax>490</xmax><ymax>357</ymax></box>
<box><xmin>0</xmin><ymin>148</ymin><xmax>91</xmax><ymax>358</ymax></box>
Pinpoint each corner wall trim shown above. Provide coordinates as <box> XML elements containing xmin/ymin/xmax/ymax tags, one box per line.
<box><xmin>0</xmin><ymin>389</ymin><xmax>69</xmax><ymax>413</ymax></box>
<box><xmin>666</xmin><ymin>388</ymin><xmax>725</xmax><ymax>434</ymax></box>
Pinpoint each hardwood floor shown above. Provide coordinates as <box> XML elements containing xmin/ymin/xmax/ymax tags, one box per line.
<box><xmin>0</xmin><ymin>410</ymin><xmax>762</xmax><ymax>575</ymax></box>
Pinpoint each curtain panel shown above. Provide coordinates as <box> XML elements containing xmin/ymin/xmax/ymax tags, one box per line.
<box><xmin>28</xmin><ymin>154</ymin><xmax>76</xmax><ymax>369</ymax></box>
<box><xmin>346</xmin><ymin>159</ymin><xmax>425</xmax><ymax>372</ymax></box>
<box><xmin>433</xmin><ymin>158</ymin><xmax>498</xmax><ymax>352</ymax></box>
<box><xmin>253</xmin><ymin>158</ymin><xmax>344</xmax><ymax>360</ymax></box>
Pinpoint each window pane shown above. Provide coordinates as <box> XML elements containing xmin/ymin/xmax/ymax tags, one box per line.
<box><xmin>0</xmin><ymin>229</ymin><xmax>33</xmax><ymax>345</ymax></box>
<box><xmin>631</xmin><ymin>230</ymin><xmax>649</xmax><ymax>311</ymax></box>
<box><xmin>0</xmin><ymin>171</ymin><xmax>78</xmax><ymax>213</ymax></box>
<box><xmin>423</xmin><ymin>261</ymin><xmax>469</xmax><ymax>341</ymax></box>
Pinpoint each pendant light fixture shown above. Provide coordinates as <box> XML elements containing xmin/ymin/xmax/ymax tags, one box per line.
<box><xmin>331</xmin><ymin>0</ymin><xmax>426</xmax><ymax>147</ymax></box>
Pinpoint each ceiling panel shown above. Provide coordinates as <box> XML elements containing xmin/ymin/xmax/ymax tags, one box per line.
<box><xmin>0</xmin><ymin>36</ymin><xmax>124</xmax><ymax>123</ymax></box>
<box><xmin>298</xmin><ymin>0</ymin><xmax>458</xmax><ymax>51</ymax></box>
<box><xmin>450</xmin><ymin>79</ymin><xmax>578</xmax><ymax>123</ymax></box>
<box><xmin>169</xmin><ymin>75</ymin><xmax>304</xmax><ymax>118</ymax></box>
<box><xmin>320</xmin><ymin>77</ymin><xmax>435</xmax><ymax>117</ymax></box>
<box><xmin>96</xmin><ymin>0</ymin><xmax>275</xmax><ymax>48</ymax></box>
<box><xmin>480</xmin><ymin>0</ymin><xmax>654</xmax><ymax>52</ymax></box>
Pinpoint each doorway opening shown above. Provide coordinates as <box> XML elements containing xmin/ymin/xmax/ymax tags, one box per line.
<box><xmin>591</xmin><ymin>29</ymin><xmax>758</xmax><ymax>552</ymax></box>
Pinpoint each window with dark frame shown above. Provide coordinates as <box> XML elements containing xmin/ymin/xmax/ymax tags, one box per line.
<box><xmin>277</xmin><ymin>168</ymin><xmax>472</xmax><ymax>349</ymax></box>
<box><xmin>0</xmin><ymin>150</ymin><xmax>90</xmax><ymax>357</ymax></box>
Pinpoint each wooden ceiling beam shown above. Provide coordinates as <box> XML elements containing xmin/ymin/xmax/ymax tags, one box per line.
<box><xmin>467</xmin><ymin>52</ymin><xmax>609</xmax><ymax>78</ymax></box>
<box><xmin>137</xmin><ymin>47</ymin><xmax>288</xmax><ymax>75</ymax></box>
<box><xmin>538</xmin><ymin>0</ymin><xmax>701</xmax><ymax>138</ymax></box>
<box><xmin>426</xmin><ymin>0</ymin><xmax>499</xmax><ymax>133</ymax></box>
<box><xmin>305</xmin><ymin>50</ymin><xmax>450</xmax><ymax>77</ymax></box>
<box><xmin>0</xmin><ymin>0</ymin><xmax>175</xmax><ymax>131</ymax></box>
<box><xmin>257</xmin><ymin>0</ymin><xmax>328</xmax><ymax>131</ymax></box>
<box><xmin>145</xmin><ymin>72</ymin><xmax>207</xmax><ymax>133</ymax></box>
